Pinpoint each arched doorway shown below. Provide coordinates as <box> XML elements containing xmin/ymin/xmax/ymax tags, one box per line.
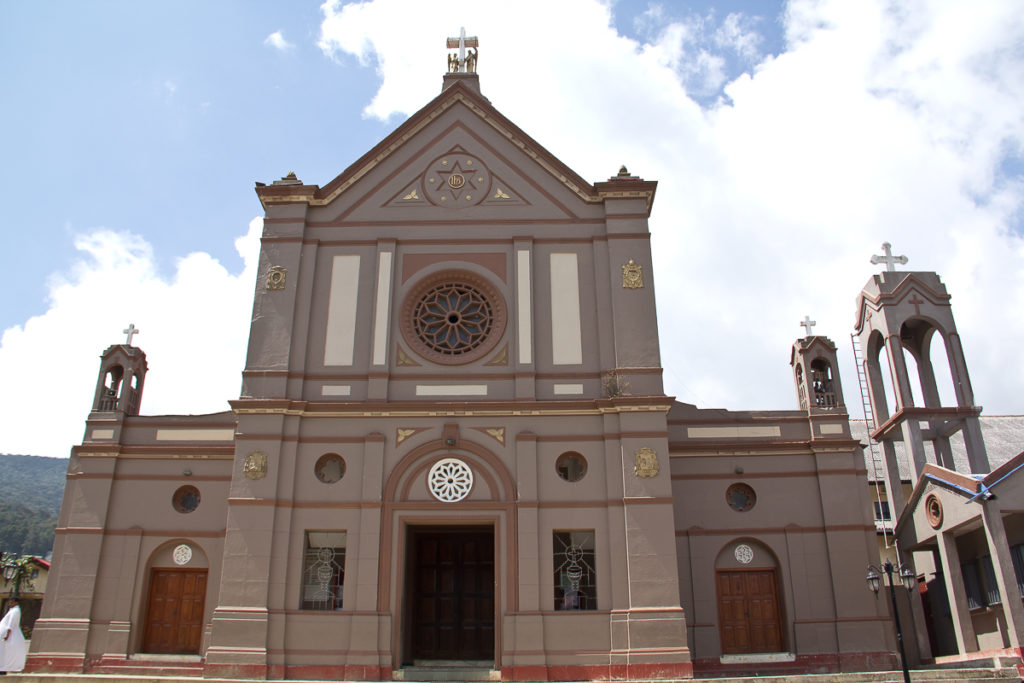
<box><xmin>141</xmin><ymin>540</ymin><xmax>208</xmax><ymax>654</ymax></box>
<box><xmin>715</xmin><ymin>539</ymin><xmax>784</xmax><ymax>655</ymax></box>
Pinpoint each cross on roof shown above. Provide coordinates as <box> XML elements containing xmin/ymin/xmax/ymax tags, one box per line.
<box><xmin>446</xmin><ymin>27</ymin><xmax>479</xmax><ymax>73</ymax></box>
<box><xmin>800</xmin><ymin>316</ymin><xmax>816</xmax><ymax>336</ymax></box>
<box><xmin>870</xmin><ymin>242</ymin><xmax>908</xmax><ymax>272</ymax></box>
<box><xmin>123</xmin><ymin>323</ymin><xmax>139</xmax><ymax>346</ymax></box>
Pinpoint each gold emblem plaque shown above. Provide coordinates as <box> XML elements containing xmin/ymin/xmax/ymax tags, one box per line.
<box><xmin>267</xmin><ymin>266</ymin><xmax>287</xmax><ymax>291</ymax></box>
<box><xmin>243</xmin><ymin>450</ymin><xmax>268</xmax><ymax>480</ymax></box>
<box><xmin>634</xmin><ymin>447</ymin><xmax>659</xmax><ymax>478</ymax></box>
<box><xmin>622</xmin><ymin>259</ymin><xmax>643</xmax><ymax>289</ymax></box>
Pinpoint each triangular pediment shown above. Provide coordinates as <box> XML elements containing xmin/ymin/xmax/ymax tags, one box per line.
<box><xmin>256</xmin><ymin>79</ymin><xmax>655</xmax><ymax>222</ymax></box>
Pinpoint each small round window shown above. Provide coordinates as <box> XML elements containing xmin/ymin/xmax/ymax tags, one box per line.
<box><xmin>556</xmin><ymin>452</ymin><xmax>588</xmax><ymax>482</ymax></box>
<box><xmin>172</xmin><ymin>485</ymin><xmax>200</xmax><ymax>514</ymax></box>
<box><xmin>315</xmin><ymin>453</ymin><xmax>346</xmax><ymax>484</ymax></box>
<box><xmin>726</xmin><ymin>483</ymin><xmax>756</xmax><ymax>512</ymax></box>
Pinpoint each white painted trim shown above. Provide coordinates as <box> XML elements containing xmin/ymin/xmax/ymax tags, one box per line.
<box><xmin>371</xmin><ymin>251</ymin><xmax>393</xmax><ymax>366</ymax></box>
<box><xmin>686</xmin><ymin>426</ymin><xmax>782</xmax><ymax>438</ymax></box>
<box><xmin>90</xmin><ymin>429</ymin><xmax>114</xmax><ymax>439</ymax></box>
<box><xmin>156</xmin><ymin>429</ymin><xmax>236</xmax><ymax>442</ymax></box>
<box><xmin>415</xmin><ymin>385</ymin><xmax>489</xmax><ymax>396</ymax></box>
<box><xmin>553</xmin><ymin>383</ymin><xmax>584</xmax><ymax>395</ymax></box>
<box><xmin>517</xmin><ymin>249</ymin><xmax>532</xmax><ymax>365</ymax></box>
<box><xmin>550</xmin><ymin>253</ymin><xmax>582</xmax><ymax>365</ymax></box>
<box><xmin>324</xmin><ymin>254</ymin><xmax>361</xmax><ymax>366</ymax></box>
<box><xmin>321</xmin><ymin>385</ymin><xmax>352</xmax><ymax>397</ymax></box>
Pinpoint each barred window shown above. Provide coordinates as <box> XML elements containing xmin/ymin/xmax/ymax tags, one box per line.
<box><xmin>1011</xmin><ymin>544</ymin><xmax>1024</xmax><ymax>595</ymax></box>
<box><xmin>553</xmin><ymin>531</ymin><xmax>596</xmax><ymax>611</ymax></box>
<box><xmin>982</xmin><ymin>555</ymin><xmax>1001</xmax><ymax>606</ymax></box>
<box><xmin>302</xmin><ymin>531</ymin><xmax>346</xmax><ymax>610</ymax></box>
<box><xmin>961</xmin><ymin>559</ymin><xmax>986</xmax><ymax>609</ymax></box>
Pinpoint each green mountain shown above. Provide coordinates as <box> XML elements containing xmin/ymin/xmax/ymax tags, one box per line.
<box><xmin>0</xmin><ymin>454</ymin><xmax>67</xmax><ymax>556</ymax></box>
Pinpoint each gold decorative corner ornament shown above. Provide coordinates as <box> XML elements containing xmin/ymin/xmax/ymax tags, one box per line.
<box><xmin>397</xmin><ymin>347</ymin><xmax>420</xmax><ymax>366</ymax></box>
<box><xmin>494</xmin><ymin>188</ymin><xmax>510</xmax><ymax>199</ymax></box>
<box><xmin>622</xmin><ymin>259</ymin><xmax>643</xmax><ymax>289</ymax></box>
<box><xmin>243</xmin><ymin>450</ymin><xmax>268</xmax><ymax>480</ymax></box>
<box><xmin>485</xmin><ymin>428</ymin><xmax>505</xmax><ymax>445</ymax></box>
<box><xmin>402</xmin><ymin>188</ymin><xmax>420</xmax><ymax>200</ymax></box>
<box><xmin>397</xmin><ymin>428</ymin><xmax>417</xmax><ymax>444</ymax></box>
<box><xmin>267</xmin><ymin>266</ymin><xmax>287</xmax><ymax>291</ymax></box>
<box><xmin>633</xmin><ymin>447</ymin><xmax>659</xmax><ymax>478</ymax></box>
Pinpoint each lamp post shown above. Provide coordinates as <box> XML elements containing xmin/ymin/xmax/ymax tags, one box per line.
<box><xmin>867</xmin><ymin>559</ymin><xmax>916</xmax><ymax>683</ymax></box>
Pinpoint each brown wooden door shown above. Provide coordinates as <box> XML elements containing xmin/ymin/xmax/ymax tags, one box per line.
<box><xmin>717</xmin><ymin>569</ymin><xmax>783</xmax><ymax>654</ymax></box>
<box><xmin>410</xmin><ymin>529</ymin><xmax>494</xmax><ymax>661</ymax></box>
<box><xmin>142</xmin><ymin>569</ymin><xmax>207</xmax><ymax>654</ymax></box>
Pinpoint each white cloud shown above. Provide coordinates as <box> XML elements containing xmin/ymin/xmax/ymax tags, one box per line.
<box><xmin>0</xmin><ymin>219</ymin><xmax>261</xmax><ymax>457</ymax></box>
<box><xmin>264</xmin><ymin>30</ymin><xmax>294</xmax><ymax>51</ymax></box>
<box><xmin>317</xmin><ymin>0</ymin><xmax>1024</xmax><ymax>414</ymax></box>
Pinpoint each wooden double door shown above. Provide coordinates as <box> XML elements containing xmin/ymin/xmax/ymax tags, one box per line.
<box><xmin>716</xmin><ymin>569</ymin><xmax>783</xmax><ymax>654</ymax></box>
<box><xmin>142</xmin><ymin>568</ymin><xmax>207</xmax><ymax>654</ymax></box>
<box><xmin>407</xmin><ymin>528</ymin><xmax>495</xmax><ymax>661</ymax></box>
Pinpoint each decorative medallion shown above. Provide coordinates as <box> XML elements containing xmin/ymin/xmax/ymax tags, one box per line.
<box><xmin>633</xmin><ymin>447</ymin><xmax>659</xmax><ymax>478</ymax></box>
<box><xmin>314</xmin><ymin>453</ymin><xmax>346</xmax><ymax>484</ymax></box>
<box><xmin>428</xmin><ymin>457</ymin><xmax>474</xmax><ymax>502</ymax></box>
<box><xmin>622</xmin><ymin>259</ymin><xmax>643</xmax><ymax>289</ymax></box>
<box><xmin>485</xmin><ymin>428</ymin><xmax>505</xmax><ymax>445</ymax></box>
<box><xmin>173</xmin><ymin>544</ymin><xmax>193</xmax><ymax>566</ymax></box>
<box><xmin>243</xmin><ymin>450</ymin><xmax>268</xmax><ymax>480</ymax></box>
<box><xmin>734</xmin><ymin>544</ymin><xmax>754</xmax><ymax>565</ymax></box>
<box><xmin>267</xmin><ymin>266</ymin><xmax>287</xmax><ymax>291</ymax></box>
<box><xmin>422</xmin><ymin>151</ymin><xmax>492</xmax><ymax>209</ymax></box>
<box><xmin>400</xmin><ymin>270</ymin><xmax>507</xmax><ymax>366</ymax></box>
<box><xmin>925</xmin><ymin>493</ymin><xmax>943</xmax><ymax>529</ymax></box>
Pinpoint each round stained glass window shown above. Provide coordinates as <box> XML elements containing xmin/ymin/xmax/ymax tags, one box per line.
<box><xmin>401</xmin><ymin>271</ymin><xmax>507</xmax><ymax>365</ymax></box>
<box><xmin>428</xmin><ymin>458</ymin><xmax>474</xmax><ymax>502</ymax></box>
<box><xmin>172</xmin><ymin>485</ymin><xmax>200</xmax><ymax>514</ymax></box>
<box><xmin>726</xmin><ymin>483</ymin><xmax>756</xmax><ymax>512</ymax></box>
<box><xmin>315</xmin><ymin>453</ymin><xmax>346</xmax><ymax>484</ymax></box>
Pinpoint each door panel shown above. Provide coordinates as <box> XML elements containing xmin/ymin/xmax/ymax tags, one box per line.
<box><xmin>717</xmin><ymin>569</ymin><xmax>782</xmax><ymax>655</ymax></box>
<box><xmin>410</xmin><ymin>529</ymin><xmax>495</xmax><ymax>661</ymax></box>
<box><xmin>143</xmin><ymin>569</ymin><xmax>207</xmax><ymax>654</ymax></box>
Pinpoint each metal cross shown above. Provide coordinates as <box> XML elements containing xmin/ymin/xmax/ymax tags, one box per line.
<box><xmin>123</xmin><ymin>323</ymin><xmax>139</xmax><ymax>346</ymax></box>
<box><xmin>800</xmin><ymin>316</ymin><xmax>816</xmax><ymax>336</ymax></box>
<box><xmin>446</xmin><ymin>27</ymin><xmax>479</xmax><ymax>73</ymax></box>
<box><xmin>870</xmin><ymin>242</ymin><xmax>908</xmax><ymax>272</ymax></box>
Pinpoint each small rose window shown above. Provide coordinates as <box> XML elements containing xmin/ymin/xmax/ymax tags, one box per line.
<box><xmin>173</xmin><ymin>485</ymin><xmax>201</xmax><ymax>513</ymax></box>
<box><xmin>726</xmin><ymin>483</ymin><xmax>756</xmax><ymax>512</ymax></box>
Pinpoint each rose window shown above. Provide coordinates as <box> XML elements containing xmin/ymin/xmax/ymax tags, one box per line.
<box><xmin>428</xmin><ymin>458</ymin><xmax>474</xmax><ymax>502</ymax></box>
<box><xmin>414</xmin><ymin>283</ymin><xmax>492</xmax><ymax>356</ymax></box>
<box><xmin>401</xmin><ymin>270</ymin><xmax>507</xmax><ymax>365</ymax></box>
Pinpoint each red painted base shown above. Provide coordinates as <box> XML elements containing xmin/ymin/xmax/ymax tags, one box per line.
<box><xmin>502</xmin><ymin>661</ymin><xmax>693</xmax><ymax>681</ymax></box>
<box><xmin>693</xmin><ymin>651</ymin><xmax>899</xmax><ymax>677</ymax></box>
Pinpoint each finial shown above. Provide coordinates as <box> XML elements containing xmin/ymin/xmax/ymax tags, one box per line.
<box><xmin>870</xmin><ymin>242</ymin><xmax>908</xmax><ymax>272</ymax></box>
<box><xmin>123</xmin><ymin>323</ymin><xmax>140</xmax><ymax>346</ymax></box>
<box><xmin>618</xmin><ymin>165</ymin><xmax>630</xmax><ymax>176</ymax></box>
<box><xmin>446</xmin><ymin>27</ymin><xmax>479</xmax><ymax>73</ymax></box>
<box><xmin>800</xmin><ymin>316</ymin><xmax>816</xmax><ymax>336</ymax></box>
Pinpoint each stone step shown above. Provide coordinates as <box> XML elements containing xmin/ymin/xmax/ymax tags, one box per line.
<box><xmin>394</xmin><ymin>662</ymin><xmax>500</xmax><ymax>681</ymax></box>
<box><xmin>693</xmin><ymin>669</ymin><xmax>1022</xmax><ymax>682</ymax></box>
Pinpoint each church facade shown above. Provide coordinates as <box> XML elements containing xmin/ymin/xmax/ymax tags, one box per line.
<box><xmin>29</xmin><ymin>52</ymin><xmax>898</xmax><ymax>680</ymax></box>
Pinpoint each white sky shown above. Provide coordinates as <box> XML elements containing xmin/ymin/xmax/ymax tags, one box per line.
<box><xmin>1</xmin><ymin>0</ymin><xmax>1023</xmax><ymax>458</ymax></box>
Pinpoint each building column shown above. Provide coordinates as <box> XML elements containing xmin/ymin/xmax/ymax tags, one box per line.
<box><xmin>980</xmin><ymin>501</ymin><xmax>1024</xmax><ymax>649</ymax></box>
<box><xmin>934</xmin><ymin>529</ymin><xmax>979</xmax><ymax>655</ymax></box>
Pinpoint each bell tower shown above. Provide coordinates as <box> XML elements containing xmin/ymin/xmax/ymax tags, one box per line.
<box><xmin>791</xmin><ymin>315</ymin><xmax>846</xmax><ymax>413</ymax></box>
<box><xmin>853</xmin><ymin>243</ymin><xmax>988</xmax><ymax>512</ymax></box>
<box><xmin>91</xmin><ymin>323</ymin><xmax>148</xmax><ymax>416</ymax></box>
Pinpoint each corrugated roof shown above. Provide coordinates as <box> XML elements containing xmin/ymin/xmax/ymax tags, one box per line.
<box><xmin>852</xmin><ymin>415</ymin><xmax>1024</xmax><ymax>481</ymax></box>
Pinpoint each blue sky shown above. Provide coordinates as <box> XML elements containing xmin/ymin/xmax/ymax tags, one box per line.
<box><xmin>2</xmin><ymin>0</ymin><xmax>1023</xmax><ymax>457</ymax></box>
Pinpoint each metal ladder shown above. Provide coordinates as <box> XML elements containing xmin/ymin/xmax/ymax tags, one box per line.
<box><xmin>852</xmin><ymin>333</ymin><xmax>894</xmax><ymax>548</ymax></box>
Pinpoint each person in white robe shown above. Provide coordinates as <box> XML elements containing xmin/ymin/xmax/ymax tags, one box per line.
<box><xmin>0</xmin><ymin>598</ymin><xmax>26</xmax><ymax>673</ymax></box>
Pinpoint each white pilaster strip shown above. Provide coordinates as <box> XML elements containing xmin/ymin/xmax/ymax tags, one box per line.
<box><xmin>517</xmin><ymin>249</ymin><xmax>533</xmax><ymax>365</ymax></box>
<box><xmin>324</xmin><ymin>254</ymin><xmax>361</xmax><ymax>366</ymax></box>
<box><xmin>371</xmin><ymin>251</ymin><xmax>393</xmax><ymax>366</ymax></box>
<box><xmin>550</xmin><ymin>253</ymin><xmax>583</xmax><ymax>365</ymax></box>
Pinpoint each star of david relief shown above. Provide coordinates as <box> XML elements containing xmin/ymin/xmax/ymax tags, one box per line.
<box><xmin>423</xmin><ymin>151</ymin><xmax>492</xmax><ymax>208</ymax></box>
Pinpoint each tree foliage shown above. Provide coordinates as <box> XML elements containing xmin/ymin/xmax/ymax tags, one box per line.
<box><xmin>0</xmin><ymin>455</ymin><xmax>66</xmax><ymax>556</ymax></box>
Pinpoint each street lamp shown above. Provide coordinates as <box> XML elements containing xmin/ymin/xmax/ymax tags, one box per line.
<box><xmin>867</xmin><ymin>559</ymin><xmax>915</xmax><ymax>683</ymax></box>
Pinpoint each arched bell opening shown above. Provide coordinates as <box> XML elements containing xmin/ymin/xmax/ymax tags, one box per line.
<box><xmin>809</xmin><ymin>358</ymin><xmax>837</xmax><ymax>409</ymax></box>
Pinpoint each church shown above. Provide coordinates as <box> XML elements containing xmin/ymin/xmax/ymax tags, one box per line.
<box><xmin>29</xmin><ymin>37</ymin><xmax>914</xmax><ymax>681</ymax></box>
